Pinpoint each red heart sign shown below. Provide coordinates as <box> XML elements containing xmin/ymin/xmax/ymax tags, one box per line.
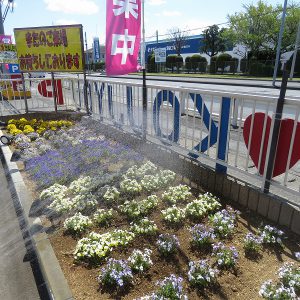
<box><xmin>243</xmin><ymin>113</ymin><xmax>300</xmax><ymax>178</ymax></box>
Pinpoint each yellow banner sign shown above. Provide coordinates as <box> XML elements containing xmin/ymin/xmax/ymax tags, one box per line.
<box><xmin>14</xmin><ymin>24</ymin><xmax>84</xmax><ymax>72</ymax></box>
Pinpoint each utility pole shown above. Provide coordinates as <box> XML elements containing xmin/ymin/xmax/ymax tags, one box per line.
<box><xmin>0</xmin><ymin>1</ymin><xmax>5</xmax><ymax>34</ymax></box>
<box><xmin>290</xmin><ymin>22</ymin><xmax>300</xmax><ymax>80</ymax></box>
<box><xmin>85</xmin><ymin>31</ymin><xmax>90</xmax><ymax>74</ymax></box>
<box><xmin>272</xmin><ymin>0</ymin><xmax>288</xmax><ymax>87</ymax></box>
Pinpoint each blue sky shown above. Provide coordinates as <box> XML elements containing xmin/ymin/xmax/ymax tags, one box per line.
<box><xmin>2</xmin><ymin>0</ymin><xmax>290</xmax><ymax>47</ymax></box>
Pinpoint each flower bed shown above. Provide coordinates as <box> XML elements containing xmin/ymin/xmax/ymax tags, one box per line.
<box><xmin>8</xmin><ymin>118</ymin><xmax>300</xmax><ymax>300</ymax></box>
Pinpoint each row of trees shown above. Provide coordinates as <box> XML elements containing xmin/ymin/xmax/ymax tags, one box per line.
<box><xmin>147</xmin><ymin>53</ymin><xmax>239</xmax><ymax>74</ymax></box>
<box><xmin>148</xmin><ymin>51</ymin><xmax>300</xmax><ymax>76</ymax></box>
<box><xmin>168</xmin><ymin>1</ymin><xmax>300</xmax><ymax>60</ymax></box>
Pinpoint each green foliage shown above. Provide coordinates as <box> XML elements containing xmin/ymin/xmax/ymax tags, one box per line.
<box><xmin>201</xmin><ymin>25</ymin><xmax>226</xmax><ymax>57</ymax></box>
<box><xmin>166</xmin><ymin>55</ymin><xmax>182</xmax><ymax>73</ymax></box>
<box><xmin>93</xmin><ymin>61</ymin><xmax>105</xmax><ymax>71</ymax></box>
<box><xmin>216</xmin><ymin>53</ymin><xmax>233</xmax><ymax>73</ymax></box>
<box><xmin>185</xmin><ymin>56</ymin><xmax>192</xmax><ymax>72</ymax></box>
<box><xmin>147</xmin><ymin>52</ymin><xmax>156</xmax><ymax>73</ymax></box>
<box><xmin>190</xmin><ymin>54</ymin><xmax>207</xmax><ymax>72</ymax></box>
<box><xmin>225</xmin><ymin>1</ymin><xmax>300</xmax><ymax>55</ymax></box>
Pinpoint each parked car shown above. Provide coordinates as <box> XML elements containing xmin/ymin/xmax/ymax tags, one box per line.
<box><xmin>28</xmin><ymin>72</ymin><xmax>46</xmax><ymax>78</ymax></box>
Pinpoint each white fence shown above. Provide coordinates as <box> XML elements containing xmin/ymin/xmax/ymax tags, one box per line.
<box><xmin>1</xmin><ymin>74</ymin><xmax>299</xmax><ymax>204</ymax></box>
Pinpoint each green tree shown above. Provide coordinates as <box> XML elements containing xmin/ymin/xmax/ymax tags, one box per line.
<box><xmin>224</xmin><ymin>1</ymin><xmax>277</xmax><ymax>57</ymax></box>
<box><xmin>190</xmin><ymin>54</ymin><xmax>207</xmax><ymax>72</ymax></box>
<box><xmin>225</xmin><ymin>1</ymin><xmax>300</xmax><ymax>57</ymax></box>
<box><xmin>201</xmin><ymin>25</ymin><xmax>226</xmax><ymax>57</ymax></box>
<box><xmin>166</xmin><ymin>54</ymin><xmax>178</xmax><ymax>73</ymax></box>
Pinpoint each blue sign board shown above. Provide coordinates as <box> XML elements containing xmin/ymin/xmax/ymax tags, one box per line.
<box><xmin>93</xmin><ymin>37</ymin><xmax>101</xmax><ymax>62</ymax></box>
<box><xmin>8</xmin><ymin>63</ymin><xmax>20</xmax><ymax>74</ymax></box>
<box><xmin>146</xmin><ymin>35</ymin><xmax>204</xmax><ymax>60</ymax></box>
<box><xmin>145</xmin><ymin>34</ymin><xmax>233</xmax><ymax>60</ymax></box>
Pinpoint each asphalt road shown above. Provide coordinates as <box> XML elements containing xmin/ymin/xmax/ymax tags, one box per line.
<box><xmin>0</xmin><ymin>164</ymin><xmax>40</xmax><ymax>300</ymax></box>
<box><xmin>86</xmin><ymin>73</ymin><xmax>300</xmax><ymax>99</ymax></box>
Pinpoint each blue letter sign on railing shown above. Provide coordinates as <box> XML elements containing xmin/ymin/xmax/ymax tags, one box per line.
<box><xmin>188</xmin><ymin>93</ymin><xmax>218</xmax><ymax>154</ymax></box>
<box><xmin>92</xmin><ymin>84</ymin><xmax>231</xmax><ymax>174</ymax></box>
<box><xmin>216</xmin><ymin>97</ymin><xmax>231</xmax><ymax>173</ymax></box>
<box><xmin>153</xmin><ymin>90</ymin><xmax>180</xmax><ymax>142</ymax></box>
<box><xmin>94</xmin><ymin>82</ymin><xmax>105</xmax><ymax>115</ymax></box>
<box><xmin>187</xmin><ymin>94</ymin><xmax>231</xmax><ymax>173</ymax></box>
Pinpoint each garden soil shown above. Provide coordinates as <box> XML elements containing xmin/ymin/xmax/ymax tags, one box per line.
<box><xmin>38</xmin><ymin>180</ymin><xmax>300</xmax><ymax>300</ymax></box>
<box><xmin>9</xmin><ymin>122</ymin><xmax>299</xmax><ymax>300</ymax></box>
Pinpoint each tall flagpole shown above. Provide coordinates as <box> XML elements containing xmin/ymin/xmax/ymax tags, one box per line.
<box><xmin>142</xmin><ymin>0</ymin><xmax>147</xmax><ymax>140</ymax></box>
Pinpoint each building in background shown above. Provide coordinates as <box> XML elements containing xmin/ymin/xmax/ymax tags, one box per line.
<box><xmin>84</xmin><ymin>40</ymin><xmax>105</xmax><ymax>65</ymax></box>
<box><xmin>145</xmin><ymin>34</ymin><xmax>240</xmax><ymax>64</ymax></box>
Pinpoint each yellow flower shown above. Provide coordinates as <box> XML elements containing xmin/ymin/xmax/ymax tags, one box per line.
<box><xmin>37</xmin><ymin>127</ymin><xmax>46</xmax><ymax>135</ymax></box>
<box><xmin>11</xmin><ymin>129</ymin><xmax>23</xmax><ymax>136</ymax></box>
<box><xmin>23</xmin><ymin>125</ymin><xmax>35</xmax><ymax>134</ymax></box>
<box><xmin>8</xmin><ymin>119</ymin><xmax>17</xmax><ymax>125</ymax></box>
<box><xmin>7</xmin><ymin>124</ymin><xmax>17</xmax><ymax>133</ymax></box>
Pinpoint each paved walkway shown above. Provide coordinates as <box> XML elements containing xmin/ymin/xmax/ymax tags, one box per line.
<box><xmin>0</xmin><ymin>163</ymin><xmax>40</xmax><ymax>300</ymax></box>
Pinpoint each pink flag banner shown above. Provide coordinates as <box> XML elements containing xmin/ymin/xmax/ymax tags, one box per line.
<box><xmin>106</xmin><ymin>0</ymin><xmax>141</xmax><ymax>76</ymax></box>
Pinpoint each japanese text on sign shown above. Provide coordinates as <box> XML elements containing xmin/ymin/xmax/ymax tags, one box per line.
<box><xmin>14</xmin><ymin>25</ymin><xmax>84</xmax><ymax>72</ymax></box>
<box><xmin>106</xmin><ymin>0</ymin><xmax>141</xmax><ymax>76</ymax></box>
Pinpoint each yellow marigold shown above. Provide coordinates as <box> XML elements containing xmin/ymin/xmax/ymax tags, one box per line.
<box><xmin>11</xmin><ymin>129</ymin><xmax>23</xmax><ymax>136</ymax></box>
<box><xmin>8</xmin><ymin>119</ymin><xmax>17</xmax><ymax>125</ymax></box>
<box><xmin>19</xmin><ymin>118</ymin><xmax>28</xmax><ymax>123</ymax></box>
<box><xmin>50</xmin><ymin>126</ymin><xmax>57</xmax><ymax>131</ymax></box>
<box><xmin>7</xmin><ymin>124</ymin><xmax>17</xmax><ymax>133</ymax></box>
<box><xmin>36</xmin><ymin>127</ymin><xmax>46</xmax><ymax>135</ymax></box>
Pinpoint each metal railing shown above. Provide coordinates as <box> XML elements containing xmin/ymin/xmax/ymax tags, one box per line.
<box><xmin>1</xmin><ymin>74</ymin><xmax>299</xmax><ymax>204</ymax></box>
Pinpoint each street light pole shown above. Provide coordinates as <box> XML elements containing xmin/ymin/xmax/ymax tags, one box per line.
<box><xmin>272</xmin><ymin>0</ymin><xmax>288</xmax><ymax>87</ymax></box>
<box><xmin>0</xmin><ymin>1</ymin><xmax>5</xmax><ymax>34</ymax></box>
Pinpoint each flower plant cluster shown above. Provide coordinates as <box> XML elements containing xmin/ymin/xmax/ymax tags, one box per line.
<box><xmin>243</xmin><ymin>232</ymin><xmax>263</xmax><ymax>255</ymax></box>
<box><xmin>128</xmin><ymin>248</ymin><xmax>153</xmax><ymax>273</ymax></box>
<box><xmin>99</xmin><ymin>258</ymin><xmax>133</xmax><ymax>290</ymax></box>
<box><xmin>259</xmin><ymin>262</ymin><xmax>300</xmax><ymax>299</ymax></box>
<box><xmin>74</xmin><ymin>230</ymin><xmax>135</xmax><ymax>264</ymax></box>
<box><xmin>118</xmin><ymin>195</ymin><xmax>159</xmax><ymax>220</ymax></box>
<box><xmin>155</xmin><ymin>275</ymin><xmax>188</xmax><ymax>300</ymax></box>
<box><xmin>141</xmin><ymin>175</ymin><xmax>161</xmax><ymax>193</ymax></box>
<box><xmin>63</xmin><ymin>212</ymin><xmax>92</xmax><ymax>234</ymax></box>
<box><xmin>103</xmin><ymin>187</ymin><xmax>120</xmax><ymax>204</ymax></box>
<box><xmin>185</xmin><ymin>193</ymin><xmax>221</xmax><ymax>219</ymax></box>
<box><xmin>162</xmin><ymin>185</ymin><xmax>192</xmax><ymax>204</ymax></box>
<box><xmin>190</xmin><ymin>224</ymin><xmax>216</xmax><ymax>249</ymax></box>
<box><xmin>39</xmin><ymin>183</ymin><xmax>68</xmax><ymax>202</ymax></box>
<box><xmin>209</xmin><ymin>206</ymin><xmax>239</xmax><ymax>238</ymax></box>
<box><xmin>25</xmin><ymin>122</ymin><xmax>143</xmax><ymax>188</ymax></box>
<box><xmin>188</xmin><ymin>259</ymin><xmax>219</xmax><ymax>289</ymax></box>
<box><xmin>212</xmin><ymin>242</ymin><xmax>239</xmax><ymax>269</ymax></box>
<box><xmin>162</xmin><ymin>206</ymin><xmax>186</xmax><ymax>224</ymax></box>
<box><xmin>7</xmin><ymin>118</ymin><xmax>73</xmax><ymax>136</ymax></box>
<box><xmin>130</xmin><ymin>218</ymin><xmax>158</xmax><ymax>235</ymax></box>
<box><xmin>157</xmin><ymin>234</ymin><xmax>180</xmax><ymax>256</ymax></box>
<box><xmin>93</xmin><ymin>208</ymin><xmax>114</xmax><ymax>226</ymax></box>
<box><xmin>120</xmin><ymin>178</ymin><xmax>142</xmax><ymax>195</ymax></box>
<box><xmin>124</xmin><ymin>161</ymin><xmax>158</xmax><ymax>180</ymax></box>
<box><xmin>260</xmin><ymin>225</ymin><xmax>284</xmax><ymax>246</ymax></box>
<box><xmin>137</xmin><ymin>275</ymin><xmax>188</xmax><ymax>300</ymax></box>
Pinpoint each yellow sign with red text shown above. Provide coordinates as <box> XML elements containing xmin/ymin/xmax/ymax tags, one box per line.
<box><xmin>14</xmin><ymin>24</ymin><xmax>84</xmax><ymax>72</ymax></box>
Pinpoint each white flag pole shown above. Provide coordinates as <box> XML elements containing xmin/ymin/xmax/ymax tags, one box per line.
<box><xmin>142</xmin><ymin>0</ymin><xmax>147</xmax><ymax>139</ymax></box>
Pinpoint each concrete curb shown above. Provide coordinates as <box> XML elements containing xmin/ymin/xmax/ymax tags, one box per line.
<box><xmin>0</xmin><ymin>131</ymin><xmax>74</xmax><ymax>300</ymax></box>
